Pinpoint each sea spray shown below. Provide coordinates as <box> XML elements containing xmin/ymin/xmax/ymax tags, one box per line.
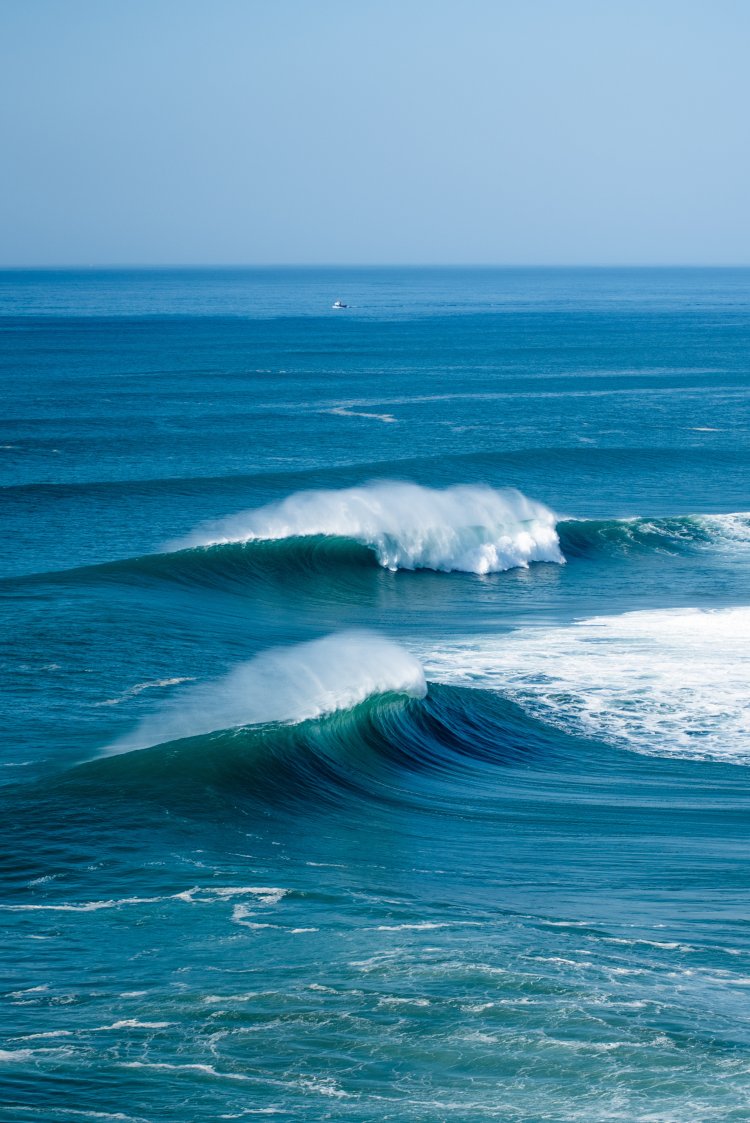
<box><xmin>104</xmin><ymin>632</ymin><xmax>427</xmax><ymax>755</ymax></box>
<box><xmin>169</xmin><ymin>482</ymin><xmax>564</xmax><ymax>575</ymax></box>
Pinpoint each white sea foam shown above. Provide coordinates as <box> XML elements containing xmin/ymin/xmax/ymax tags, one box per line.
<box><xmin>104</xmin><ymin>632</ymin><xmax>426</xmax><ymax>755</ymax></box>
<box><xmin>296</xmin><ymin>1076</ymin><xmax>351</xmax><ymax>1098</ymax></box>
<box><xmin>231</xmin><ymin>901</ymin><xmax>276</xmax><ymax>926</ymax></box>
<box><xmin>94</xmin><ymin>677</ymin><xmax>195</xmax><ymax>707</ymax></box>
<box><xmin>327</xmin><ymin>406</ymin><xmax>397</xmax><ymax>423</ymax></box>
<box><xmin>700</xmin><ymin>512</ymin><xmax>750</xmax><ymax>546</ymax></box>
<box><xmin>0</xmin><ymin>895</ymin><xmax>166</xmax><ymax>913</ymax></box>
<box><xmin>170</xmin><ymin>482</ymin><xmax>563</xmax><ymax>575</ymax></box>
<box><xmin>374</xmin><ymin>922</ymin><xmax>450</xmax><ymax>931</ymax></box>
<box><xmin>202</xmin><ymin>993</ymin><xmax>259</xmax><ymax>1004</ymax></box>
<box><xmin>120</xmin><ymin>1061</ymin><xmax>252</xmax><ymax>1081</ymax></box>
<box><xmin>17</xmin><ymin>1031</ymin><xmax>73</xmax><ymax>1040</ymax></box>
<box><xmin>377</xmin><ymin>996</ymin><xmax>431</xmax><ymax>1007</ymax></box>
<box><xmin>183</xmin><ymin>886</ymin><xmax>288</xmax><ymax>904</ymax></box>
<box><xmin>7</xmin><ymin>1108</ymin><xmax>149</xmax><ymax>1122</ymax></box>
<box><xmin>0</xmin><ymin>1048</ymin><xmax>35</xmax><ymax>1062</ymax></box>
<box><xmin>1</xmin><ymin>889</ymin><xmax>281</xmax><ymax>916</ymax></box>
<box><xmin>423</xmin><ymin>606</ymin><xmax>750</xmax><ymax>763</ymax></box>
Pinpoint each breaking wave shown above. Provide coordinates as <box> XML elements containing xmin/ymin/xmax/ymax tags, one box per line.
<box><xmin>103</xmin><ymin>632</ymin><xmax>426</xmax><ymax>756</ymax></box>
<box><xmin>6</xmin><ymin>490</ymin><xmax>748</xmax><ymax>595</ymax></box>
<box><xmin>85</xmin><ymin>680</ymin><xmax>576</xmax><ymax>814</ymax></box>
<box><xmin>163</xmin><ymin>482</ymin><xmax>748</xmax><ymax>581</ymax></box>
<box><xmin>169</xmin><ymin>482</ymin><xmax>564</xmax><ymax>575</ymax></box>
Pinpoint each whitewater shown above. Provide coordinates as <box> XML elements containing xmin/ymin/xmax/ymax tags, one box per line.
<box><xmin>170</xmin><ymin>481</ymin><xmax>565</xmax><ymax>574</ymax></box>
<box><xmin>3</xmin><ymin>267</ymin><xmax>750</xmax><ymax>1123</ymax></box>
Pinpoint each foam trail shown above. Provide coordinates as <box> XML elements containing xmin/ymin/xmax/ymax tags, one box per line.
<box><xmin>422</xmin><ymin>607</ymin><xmax>750</xmax><ymax>764</ymax></box>
<box><xmin>104</xmin><ymin>632</ymin><xmax>426</xmax><ymax>756</ymax></box>
<box><xmin>169</xmin><ymin>482</ymin><xmax>563</xmax><ymax>575</ymax></box>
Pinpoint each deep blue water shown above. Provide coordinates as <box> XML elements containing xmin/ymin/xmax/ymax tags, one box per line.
<box><xmin>1</xmin><ymin>268</ymin><xmax>750</xmax><ymax>1122</ymax></box>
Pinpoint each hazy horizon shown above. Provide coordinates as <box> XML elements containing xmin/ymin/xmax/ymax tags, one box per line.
<box><xmin>4</xmin><ymin>263</ymin><xmax>750</xmax><ymax>271</ymax></box>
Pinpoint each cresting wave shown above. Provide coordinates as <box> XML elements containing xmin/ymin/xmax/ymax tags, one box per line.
<box><xmin>91</xmin><ymin>679</ymin><xmax>573</xmax><ymax>812</ymax></box>
<box><xmin>7</xmin><ymin>495</ymin><xmax>747</xmax><ymax>590</ymax></box>
<box><xmin>145</xmin><ymin>509</ymin><xmax>748</xmax><ymax>591</ymax></box>
<box><xmin>103</xmin><ymin>632</ymin><xmax>426</xmax><ymax>756</ymax></box>
<box><xmin>168</xmin><ymin>482</ymin><xmax>564</xmax><ymax>575</ymax></box>
<box><xmin>163</xmin><ymin>481</ymin><xmax>749</xmax><ymax>579</ymax></box>
<box><xmin>98</xmin><ymin>607</ymin><xmax>750</xmax><ymax>789</ymax></box>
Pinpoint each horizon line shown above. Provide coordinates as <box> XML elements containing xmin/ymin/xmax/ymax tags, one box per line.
<box><xmin>2</xmin><ymin>262</ymin><xmax>750</xmax><ymax>272</ymax></box>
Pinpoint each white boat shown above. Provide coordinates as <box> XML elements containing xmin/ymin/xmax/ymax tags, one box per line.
<box><xmin>332</xmin><ymin>300</ymin><xmax>348</xmax><ymax>309</ymax></box>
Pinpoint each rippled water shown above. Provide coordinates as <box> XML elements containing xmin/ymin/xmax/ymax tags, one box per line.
<box><xmin>2</xmin><ymin>268</ymin><xmax>750</xmax><ymax>1121</ymax></box>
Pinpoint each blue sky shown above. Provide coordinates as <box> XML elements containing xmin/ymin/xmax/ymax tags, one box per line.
<box><xmin>1</xmin><ymin>0</ymin><xmax>748</xmax><ymax>265</ymax></box>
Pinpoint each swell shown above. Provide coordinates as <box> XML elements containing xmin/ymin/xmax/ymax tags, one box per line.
<box><xmin>82</xmin><ymin>601</ymin><xmax>750</xmax><ymax>815</ymax></box>
<box><xmin>1</xmin><ymin>444</ymin><xmax>745</xmax><ymax>499</ymax></box>
<box><xmin>61</xmin><ymin>630</ymin><xmax>577</xmax><ymax>812</ymax></box>
<box><xmin>70</xmin><ymin>682</ymin><xmax>581</xmax><ymax>816</ymax></box>
<box><xmin>110</xmin><ymin>535</ymin><xmax>380</xmax><ymax>594</ymax></box>
<box><xmin>5</xmin><ymin>510</ymin><xmax>748</xmax><ymax>597</ymax></box>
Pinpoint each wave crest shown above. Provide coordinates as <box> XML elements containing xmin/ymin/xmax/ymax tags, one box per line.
<box><xmin>169</xmin><ymin>482</ymin><xmax>564</xmax><ymax>575</ymax></box>
<box><xmin>103</xmin><ymin>632</ymin><xmax>426</xmax><ymax>756</ymax></box>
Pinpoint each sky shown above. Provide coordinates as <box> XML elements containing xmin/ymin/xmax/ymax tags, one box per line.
<box><xmin>1</xmin><ymin>0</ymin><xmax>749</xmax><ymax>266</ymax></box>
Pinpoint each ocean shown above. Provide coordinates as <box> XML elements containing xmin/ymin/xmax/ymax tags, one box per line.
<box><xmin>1</xmin><ymin>267</ymin><xmax>749</xmax><ymax>1121</ymax></box>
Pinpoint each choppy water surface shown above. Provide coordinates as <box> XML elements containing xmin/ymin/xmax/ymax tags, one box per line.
<box><xmin>2</xmin><ymin>268</ymin><xmax>750</xmax><ymax>1121</ymax></box>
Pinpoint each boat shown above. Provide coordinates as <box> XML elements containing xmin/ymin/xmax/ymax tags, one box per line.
<box><xmin>332</xmin><ymin>300</ymin><xmax>348</xmax><ymax>309</ymax></box>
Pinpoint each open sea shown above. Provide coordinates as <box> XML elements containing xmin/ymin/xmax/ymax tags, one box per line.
<box><xmin>1</xmin><ymin>266</ymin><xmax>750</xmax><ymax>1122</ymax></box>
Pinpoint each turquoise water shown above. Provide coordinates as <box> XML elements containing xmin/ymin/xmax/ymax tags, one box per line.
<box><xmin>1</xmin><ymin>268</ymin><xmax>750</xmax><ymax>1121</ymax></box>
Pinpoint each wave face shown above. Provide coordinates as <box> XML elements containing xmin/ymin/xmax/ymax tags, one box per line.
<box><xmin>104</xmin><ymin>632</ymin><xmax>426</xmax><ymax>756</ymax></box>
<box><xmin>423</xmin><ymin>606</ymin><xmax>750</xmax><ymax>765</ymax></box>
<box><xmin>559</xmin><ymin>511</ymin><xmax>750</xmax><ymax>558</ymax></box>
<box><xmin>170</xmin><ymin>482</ymin><xmax>564</xmax><ymax>574</ymax></box>
<box><xmin>88</xmin><ymin>681</ymin><xmax>578</xmax><ymax>819</ymax></box>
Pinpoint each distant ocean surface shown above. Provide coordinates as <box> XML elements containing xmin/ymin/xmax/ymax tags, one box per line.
<box><xmin>2</xmin><ymin>267</ymin><xmax>750</xmax><ymax>1122</ymax></box>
